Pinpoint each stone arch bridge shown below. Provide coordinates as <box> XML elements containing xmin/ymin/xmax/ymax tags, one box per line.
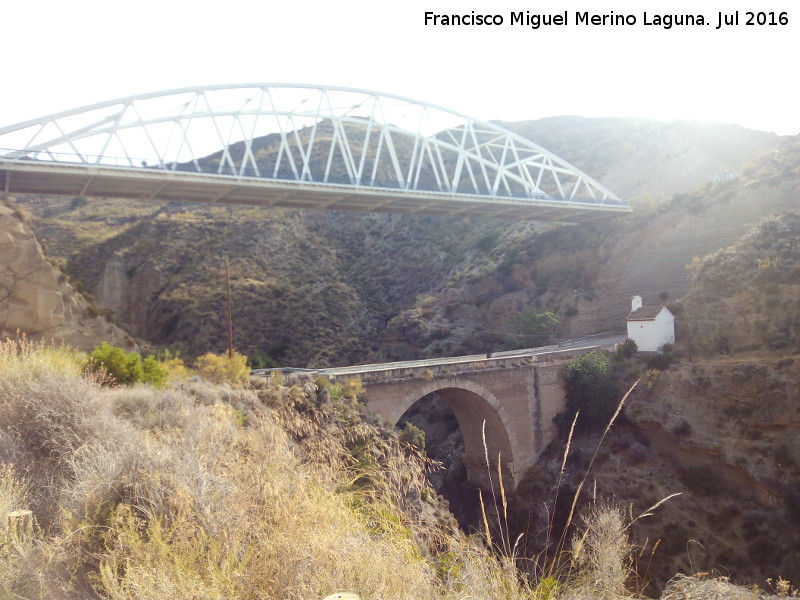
<box><xmin>319</xmin><ymin>346</ymin><xmax>598</xmax><ymax>490</ymax></box>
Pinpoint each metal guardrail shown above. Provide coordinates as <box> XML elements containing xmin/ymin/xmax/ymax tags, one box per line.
<box><xmin>557</xmin><ymin>331</ymin><xmax>627</xmax><ymax>347</ymax></box>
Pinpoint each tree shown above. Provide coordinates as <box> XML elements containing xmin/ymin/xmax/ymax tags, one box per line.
<box><xmin>614</xmin><ymin>338</ymin><xmax>638</xmax><ymax>361</ymax></box>
<box><xmin>511</xmin><ymin>308</ymin><xmax>561</xmax><ymax>347</ymax></box>
<box><xmin>558</xmin><ymin>350</ymin><xmax>620</xmax><ymax>431</ymax></box>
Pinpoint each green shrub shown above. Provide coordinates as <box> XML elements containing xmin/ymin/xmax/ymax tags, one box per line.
<box><xmin>614</xmin><ymin>338</ymin><xmax>637</xmax><ymax>360</ymax></box>
<box><xmin>399</xmin><ymin>422</ymin><xmax>426</xmax><ymax>452</ymax></box>
<box><xmin>329</xmin><ymin>377</ymin><xmax>365</xmax><ymax>404</ymax></box>
<box><xmin>511</xmin><ymin>308</ymin><xmax>561</xmax><ymax>347</ymax></box>
<box><xmin>477</xmin><ymin>230</ymin><xmax>501</xmax><ymax>253</ymax></box>
<box><xmin>69</xmin><ymin>196</ymin><xmax>87</xmax><ymax>210</ymax></box>
<box><xmin>248</xmin><ymin>350</ymin><xmax>280</xmax><ymax>369</ymax></box>
<box><xmin>87</xmin><ymin>342</ymin><xmax>166</xmax><ymax>387</ymax></box>
<box><xmin>558</xmin><ymin>350</ymin><xmax>620</xmax><ymax>431</ymax></box>
<box><xmin>141</xmin><ymin>356</ymin><xmax>168</xmax><ymax>387</ymax></box>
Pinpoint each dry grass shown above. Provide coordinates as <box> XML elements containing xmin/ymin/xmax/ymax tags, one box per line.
<box><xmin>0</xmin><ymin>339</ymin><xmax>535</xmax><ymax>599</ymax></box>
<box><xmin>660</xmin><ymin>573</ymin><xmax>799</xmax><ymax>600</ymax></box>
<box><xmin>1</xmin><ymin>338</ymin><xmax>797</xmax><ymax>600</ymax></box>
<box><xmin>566</xmin><ymin>502</ymin><xmax>633</xmax><ymax>599</ymax></box>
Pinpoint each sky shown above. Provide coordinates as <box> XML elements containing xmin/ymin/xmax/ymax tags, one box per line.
<box><xmin>3</xmin><ymin>0</ymin><xmax>798</xmax><ymax>135</ymax></box>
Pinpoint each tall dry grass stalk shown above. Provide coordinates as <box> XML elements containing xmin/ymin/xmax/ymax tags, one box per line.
<box><xmin>553</xmin><ymin>380</ymin><xmax>641</xmax><ymax>568</ymax></box>
<box><xmin>567</xmin><ymin>501</ymin><xmax>633</xmax><ymax>599</ymax></box>
<box><xmin>544</xmin><ymin>409</ymin><xmax>581</xmax><ymax>575</ymax></box>
<box><xmin>475</xmin><ymin>377</ymin><xmax>678</xmax><ymax>600</ymax></box>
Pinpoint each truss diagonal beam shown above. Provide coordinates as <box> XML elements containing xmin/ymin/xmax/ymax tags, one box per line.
<box><xmin>0</xmin><ymin>84</ymin><xmax>630</xmax><ymax>218</ymax></box>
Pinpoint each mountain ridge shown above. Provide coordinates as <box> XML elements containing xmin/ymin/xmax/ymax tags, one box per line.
<box><xmin>10</xmin><ymin>116</ymin><xmax>789</xmax><ymax>364</ymax></box>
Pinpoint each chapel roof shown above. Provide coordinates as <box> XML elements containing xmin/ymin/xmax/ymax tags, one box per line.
<box><xmin>626</xmin><ymin>305</ymin><xmax>667</xmax><ymax>321</ymax></box>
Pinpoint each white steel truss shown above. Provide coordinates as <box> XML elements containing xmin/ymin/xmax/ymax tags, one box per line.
<box><xmin>0</xmin><ymin>84</ymin><xmax>627</xmax><ymax>211</ymax></box>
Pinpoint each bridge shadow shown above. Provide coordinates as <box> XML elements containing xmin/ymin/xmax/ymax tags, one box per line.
<box><xmin>397</xmin><ymin>387</ymin><xmax>514</xmax><ymax>532</ymax></box>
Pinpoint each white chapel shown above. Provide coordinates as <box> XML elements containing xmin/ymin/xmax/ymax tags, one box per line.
<box><xmin>625</xmin><ymin>295</ymin><xmax>675</xmax><ymax>352</ymax></box>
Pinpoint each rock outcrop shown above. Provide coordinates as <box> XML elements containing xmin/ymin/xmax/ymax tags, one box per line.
<box><xmin>0</xmin><ymin>200</ymin><xmax>131</xmax><ymax>349</ymax></box>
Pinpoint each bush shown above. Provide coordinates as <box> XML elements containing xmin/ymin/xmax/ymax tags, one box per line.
<box><xmin>86</xmin><ymin>342</ymin><xmax>167</xmax><ymax>387</ymax></box>
<box><xmin>87</xmin><ymin>342</ymin><xmax>142</xmax><ymax>385</ymax></box>
<box><xmin>399</xmin><ymin>422</ymin><xmax>426</xmax><ymax>452</ymax></box>
<box><xmin>614</xmin><ymin>338</ymin><xmax>637</xmax><ymax>360</ymax></box>
<box><xmin>511</xmin><ymin>308</ymin><xmax>561</xmax><ymax>347</ymax></box>
<box><xmin>142</xmin><ymin>356</ymin><xmax>168</xmax><ymax>387</ymax></box>
<box><xmin>671</xmin><ymin>420</ymin><xmax>693</xmax><ymax>437</ymax></box>
<box><xmin>647</xmin><ymin>352</ymin><xmax>676</xmax><ymax>370</ymax></box>
<box><xmin>247</xmin><ymin>350</ymin><xmax>280</xmax><ymax>369</ymax></box>
<box><xmin>477</xmin><ymin>230</ymin><xmax>501</xmax><ymax>252</ymax></box>
<box><xmin>678</xmin><ymin>465</ymin><xmax>727</xmax><ymax>496</ymax></box>
<box><xmin>195</xmin><ymin>351</ymin><xmax>250</xmax><ymax>385</ymax></box>
<box><xmin>570</xmin><ymin>502</ymin><xmax>631</xmax><ymax>598</ymax></box>
<box><xmin>559</xmin><ymin>350</ymin><xmax>620</xmax><ymax>430</ymax></box>
<box><xmin>160</xmin><ymin>355</ymin><xmax>192</xmax><ymax>383</ymax></box>
<box><xmin>69</xmin><ymin>196</ymin><xmax>87</xmax><ymax>210</ymax></box>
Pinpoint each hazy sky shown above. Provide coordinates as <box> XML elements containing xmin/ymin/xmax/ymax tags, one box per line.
<box><xmin>3</xmin><ymin>0</ymin><xmax>798</xmax><ymax>134</ymax></box>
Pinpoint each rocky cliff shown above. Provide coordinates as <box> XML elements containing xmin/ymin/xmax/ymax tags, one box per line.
<box><xmin>0</xmin><ymin>200</ymin><xmax>131</xmax><ymax>349</ymax></box>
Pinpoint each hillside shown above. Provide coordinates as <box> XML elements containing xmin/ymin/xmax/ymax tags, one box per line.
<box><xmin>492</xmin><ymin>209</ymin><xmax>800</xmax><ymax>593</ymax></box>
<box><xmin>0</xmin><ymin>340</ymin><xmax>512</xmax><ymax>599</ymax></box>
<box><xmin>680</xmin><ymin>209</ymin><xmax>800</xmax><ymax>353</ymax></box>
<box><xmin>3</xmin><ymin>341</ymin><xmax>796</xmax><ymax>599</ymax></box>
<box><xmin>379</xmin><ymin>133</ymin><xmax>800</xmax><ymax>359</ymax></box>
<box><xmin>20</xmin><ymin>201</ymin><xmax>497</xmax><ymax>365</ymax></box>
<box><xmin>498</xmin><ymin>117</ymin><xmax>780</xmax><ymax>201</ymax></box>
<box><xmin>14</xmin><ymin>117</ymin><xmax>785</xmax><ymax>365</ymax></box>
<box><xmin>627</xmin><ymin>209</ymin><xmax>800</xmax><ymax>584</ymax></box>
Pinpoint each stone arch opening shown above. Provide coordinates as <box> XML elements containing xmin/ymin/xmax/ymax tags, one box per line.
<box><xmin>396</xmin><ymin>384</ymin><xmax>516</xmax><ymax>530</ymax></box>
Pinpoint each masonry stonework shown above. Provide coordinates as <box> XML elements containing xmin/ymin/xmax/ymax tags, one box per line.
<box><xmin>334</xmin><ymin>348</ymin><xmax>596</xmax><ymax>490</ymax></box>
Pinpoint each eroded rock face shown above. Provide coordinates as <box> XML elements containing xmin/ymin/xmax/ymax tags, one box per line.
<box><xmin>0</xmin><ymin>204</ymin><xmax>65</xmax><ymax>335</ymax></box>
<box><xmin>0</xmin><ymin>202</ymin><xmax>131</xmax><ymax>349</ymax></box>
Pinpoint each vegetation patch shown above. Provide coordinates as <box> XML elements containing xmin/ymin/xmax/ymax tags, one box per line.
<box><xmin>556</xmin><ymin>350</ymin><xmax>621</xmax><ymax>431</ymax></box>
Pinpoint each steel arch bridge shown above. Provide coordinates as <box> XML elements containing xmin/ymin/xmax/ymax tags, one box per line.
<box><xmin>0</xmin><ymin>84</ymin><xmax>630</xmax><ymax>220</ymax></box>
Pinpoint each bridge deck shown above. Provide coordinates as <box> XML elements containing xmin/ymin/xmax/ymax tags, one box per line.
<box><xmin>0</xmin><ymin>160</ymin><xmax>632</xmax><ymax>221</ymax></box>
<box><xmin>302</xmin><ymin>334</ymin><xmax>625</xmax><ymax>377</ymax></box>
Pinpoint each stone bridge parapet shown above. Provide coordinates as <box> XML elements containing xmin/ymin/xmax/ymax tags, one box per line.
<box><xmin>344</xmin><ymin>355</ymin><xmax>536</xmax><ymax>385</ymax></box>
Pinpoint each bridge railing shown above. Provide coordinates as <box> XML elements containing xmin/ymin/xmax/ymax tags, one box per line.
<box><xmin>0</xmin><ymin>148</ymin><xmax>628</xmax><ymax>208</ymax></box>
